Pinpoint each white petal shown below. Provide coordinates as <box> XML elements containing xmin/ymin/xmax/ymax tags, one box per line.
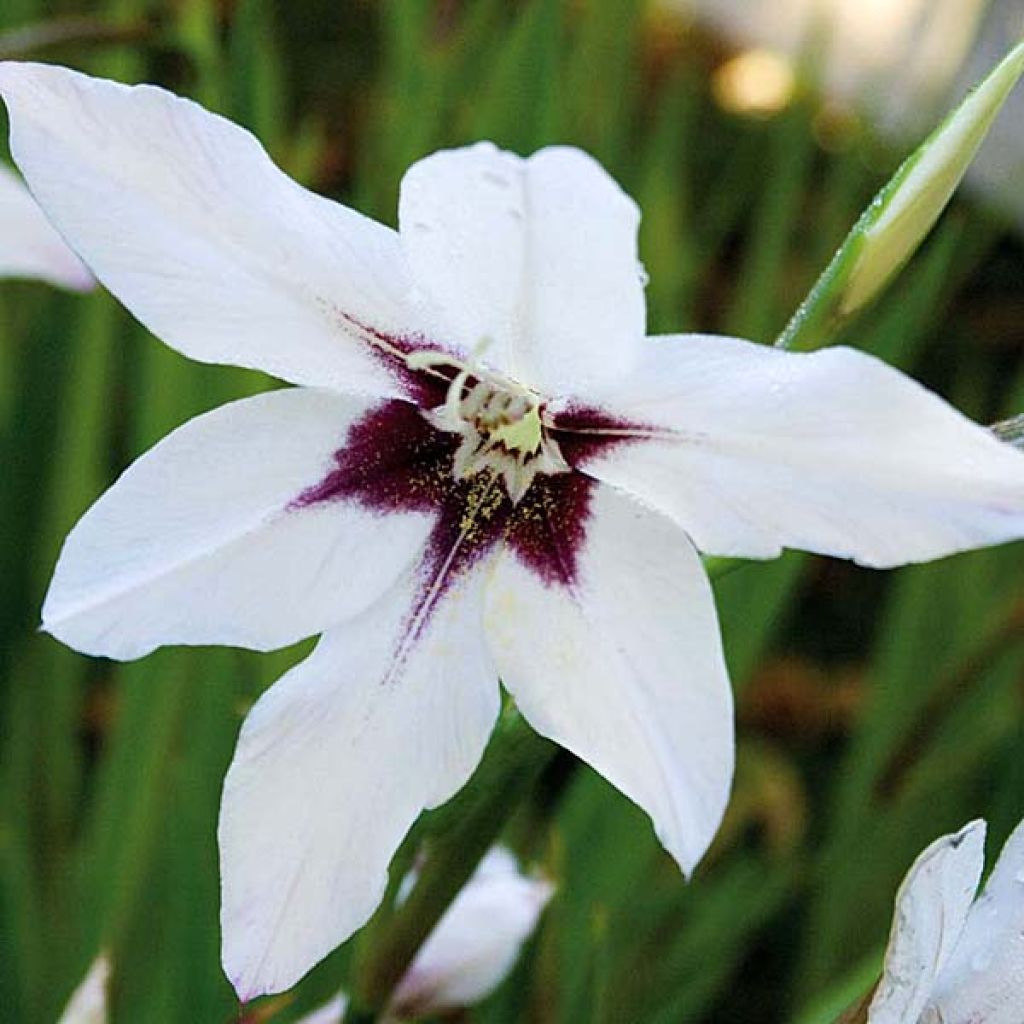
<box><xmin>43</xmin><ymin>389</ymin><xmax>432</xmax><ymax>660</ymax></box>
<box><xmin>389</xmin><ymin>847</ymin><xmax>553</xmax><ymax>1017</ymax></box>
<box><xmin>867</xmin><ymin>821</ymin><xmax>985</xmax><ymax>1024</ymax></box>
<box><xmin>294</xmin><ymin>993</ymin><xmax>348</xmax><ymax>1024</ymax></box>
<box><xmin>484</xmin><ymin>484</ymin><xmax>733</xmax><ymax>874</ymax></box>
<box><xmin>566</xmin><ymin>334</ymin><xmax>1024</xmax><ymax>567</ymax></box>
<box><xmin>399</xmin><ymin>142</ymin><xmax>645</xmax><ymax>395</ymax></box>
<box><xmin>0</xmin><ymin>62</ymin><xmax>423</xmax><ymax>397</ymax></box>
<box><xmin>927</xmin><ymin>817</ymin><xmax>1024</xmax><ymax>1024</ymax></box>
<box><xmin>0</xmin><ymin>163</ymin><xmax>93</xmax><ymax>290</ymax></box>
<box><xmin>219</xmin><ymin>563</ymin><xmax>500</xmax><ymax>998</ymax></box>
<box><xmin>58</xmin><ymin>955</ymin><xmax>110</xmax><ymax>1024</ymax></box>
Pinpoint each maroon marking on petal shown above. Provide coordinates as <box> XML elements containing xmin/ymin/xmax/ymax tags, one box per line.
<box><xmin>292</xmin><ymin>400</ymin><xmax>456</xmax><ymax>514</ymax></box>
<box><xmin>503</xmin><ymin>472</ymin><xmax>595</xmax><ymax>590</ymax></box>
<box><xmin>331</xmin><ymin>309</ymin><xmax>456</xmax><ymax>408</ymax></box>
<box><xmin>292</xmin><ymin>400</ymin><xmax>511</xmax><ymax>649</ymax></box>
<box><xmin>396</xmin><ymin>470</ymin><xmax>512</xmax><ymax>653</ymax></box>
<box><xmin>548</xmin><ymin>403</ymin><xmax>654</xmax><ymax>469</ymax></box>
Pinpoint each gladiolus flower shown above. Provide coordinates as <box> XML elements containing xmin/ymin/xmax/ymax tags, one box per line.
<box><xmin>4</xmin><ymin>62</ymin><xmax>1024</xmax><ymax>998</ymax></box>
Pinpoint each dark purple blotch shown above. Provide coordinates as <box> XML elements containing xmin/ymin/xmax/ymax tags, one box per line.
<box><xmin>290</xmin><ymin>383</ymin><xmax>645</xmax><ymax>639</ymax></box>
<box><xmin>504</xmin><ymin>472</ymin><xmax>594</xmax><ymax>590</ymax></box>
<box><xmin>333</xmin><ymin>311</ymin><xmax>453</xmax><ymax>407</ymax></box>
<box><xmin>548</xmin><ymin>402</ymin><xmax>651</xmax><ymax>469</ymax></box>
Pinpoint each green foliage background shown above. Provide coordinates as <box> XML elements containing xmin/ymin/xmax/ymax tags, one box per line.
<box><xmin>0</xmin><ymin>2</ymin><xmax>1022</xmax><ymax>1022</ymax></box>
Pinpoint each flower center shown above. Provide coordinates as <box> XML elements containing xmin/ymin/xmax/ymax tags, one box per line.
<box><xmin>407</xmin><ymin>346</ymin><xmax>567</xmax><ymax>502</ymax></box>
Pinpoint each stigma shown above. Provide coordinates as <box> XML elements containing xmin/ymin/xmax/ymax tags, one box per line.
<box><xmin>407</xmin><ymin>346</ymin><xmax>568</xmax><ymax>502</ymax></box>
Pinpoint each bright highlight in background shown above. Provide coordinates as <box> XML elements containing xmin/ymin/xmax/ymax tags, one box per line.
<box><xmin>712</xmin><ymin>48</ymin><xmax>797</xmax><ymax>116</ymax></box>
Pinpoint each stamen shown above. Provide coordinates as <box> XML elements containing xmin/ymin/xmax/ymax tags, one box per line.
<box><xmin>460</xmin><ymin>379</ymin><xmax>489</xmax><ymax>420</ymax></box>
<box><xmin>405</xmin><ymin>337</ymin><xmax>566</xmax><ymax>502</ymax></box>
<box><xmin>445</xmin><ymin>365</ymin><xmax>474</xmax><ymax>424</ymax></box>
<box><xmin>406</xmin><ymin>338</ymin><xmax>501</xmax><ymax>431</ymax></box>
<box><xmin>404</xmin><ymin>349</ymin><xmax>466</xmax><ymax>373</ymax></box>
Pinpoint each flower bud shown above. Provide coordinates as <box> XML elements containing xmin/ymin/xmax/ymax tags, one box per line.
<box><xmin>842</xmin><ymin>41</ymin><xmax>1024</xmax><ymax>316</ymax></box>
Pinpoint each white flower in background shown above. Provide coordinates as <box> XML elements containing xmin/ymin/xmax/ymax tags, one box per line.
<box><xmin>671</xmin><ymin>0</ymin><xmax>1024</xmax><ymax>224</ymax></box>
<box><xmin>0</xmin><ymin>163</ymin><xmax>92</xmax><ymax>290</ymax></box>
<box><xmin>3</xmin><ymin>62</ymin><xmax>1024</xmax><ymax>998</ymax></box>
<box><xmin>388</xmin><ymin>846</ymin><xmax>553</xmax><ymax>1019</ymax></box>
<box><xmin>677</xmin><ymin>0</ymin><xmax>986</xmax><ymax>120</ymax></box>
<box><xmin>869</xmin><ymin>817</ymin><xmax>1024</xmax><ymax>1024</ymax></box>
<box><xmin>297</xmin><ymin>847</ymin><xmax>551</xmax><ymax>1023</ymax></box>
<box><xmin>294</xmin><ymin>993</ymin><xmax>348</xmax><ymax>1024</ymax></box>
<box><xmin>57</xmin><ymin>955</ymin><xmax>110</xmax><ymax>1024</ymax></box>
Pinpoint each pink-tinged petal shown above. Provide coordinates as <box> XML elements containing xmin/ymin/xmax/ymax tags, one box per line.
<box><xmin>484</xmin><ymin>483</ymin><xmax>733</xmax><ymax>875</ymax></box>
<box><xmin>219</xmin><ymin>562</ymin><xmax>500</xmax><ymax>999</ymax></box>
<box><xmin>43</xmin><ymin>389</ymin><xmax>433</xmax><ymax>660</ymax></box>
<box><xmin>558</xmin><ymin>334</ymin><xmax>1024</xmax><ymax>567</ymax></box>
<box><xmin>0</xmin><ymin>163</ymin><xmax>92</xmax><ymax>290</ymax></box>
<box><xmin>0</xmin><ymin>62</ymin><xmax>432</xmax><ymax>398</ymax></box>
<box><xmin>399</xmin><ymin>142</ymin><xmax>646</xmax><ymax>396</ymax></box>
<box><xmin>868</xmin><ymin>821</ymin><xmax>985</xmax><ymax>1024</ymax></box>
<box><xmin>389</xmin><ymin>847</ymin><xmax>553</xmax><ymax>1017</ymax></box>
<box><xmin>927</xmin><ymin>818</ymin><xmax>1024</xmax><ymax>1024</ymax></box>
<box><xmin>58</xmin><ymin>954</ymin><xmax>110</xmax><ymax>1024</ymax></box>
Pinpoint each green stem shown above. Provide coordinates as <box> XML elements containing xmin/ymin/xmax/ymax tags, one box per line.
<box><xmin>875</xmin><ymin>596</ymin><xmax>1024</xmax><ymax>801</ymax></box>
<box><xmin>702</xmin><ymin>555</ymin><xmax>749</xmax><ymax>581</ymax></box>
<box><xmin>830</xmin><ymin>980</ymin><xmax>877</xmax><ymax>1024</ymax></box>
<box><xmin>773</xmin><ymin>232</ymin><xmax>865</xmax><ymax>351</ymax></box>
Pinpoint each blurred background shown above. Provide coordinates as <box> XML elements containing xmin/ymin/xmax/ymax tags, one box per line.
<box><xmin>1</xmin><ymin>1</ymin><xmax>1022</xmax><ymax>1022</ymax></box>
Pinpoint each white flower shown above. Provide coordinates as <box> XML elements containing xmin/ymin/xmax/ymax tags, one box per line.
<box><xmin>295</xmin><ymin>847</ymin><xmax>550</xmax><ymax>1023</ymax></box>
<box><xmin>869</xmin><ymin>817</ymin><xmax>1024</xmax><ymax>1024</ymax></box>
<box><xmin>57</xmin><ymin>955</ymin><xmax>110</xmax><ymax>1024</ymax></box>
<box><xmin>388</xmin><ymin>846</ymin><xmax>553</xmax><ymax>1018</ymax></box>
<box><xmin>3</xmin><ymin>62</ymin><xmax>1024</xmax><ymax>999</ymax></box>
<box><xmin>0</xmin><ymin>162</ymin><xmax>92</xmax><ymax>290</ymax></box>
